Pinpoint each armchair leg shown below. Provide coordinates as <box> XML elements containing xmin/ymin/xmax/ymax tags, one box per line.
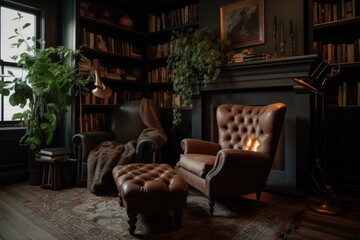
<box><xmin>256</xmin><ymin>191</ymin><xmax>262</xmax><ymax>201</ymax></box>
<box><xmin>208</xmin><ymin>198</ymin><xmax>215</xmax><ymax>216</ymax></box>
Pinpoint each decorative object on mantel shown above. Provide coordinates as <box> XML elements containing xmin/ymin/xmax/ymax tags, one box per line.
<box><xmin>280</xmin><ymin>20</ymin><xmax>286</xmax><ymax>57</ymax></box>
<box><xmin>292</xmin><ymin>59</ymin><xmax>347</xmax><ymax>216</ymax></box>
<box><xmin>229</xmin><ymin>48</ymin><xmax>271</xmax><ymax>63</ymax></box>
<box><xmin>118</xmin><ymin>14</ymin><xmax>134</xmax><ymax>28</ymax></box>
<box><xmin>273</xmin><ymin>16</ymin><xmax>277</xmax><ymax>58</ymax></box>
<box><xmin>289</xmin><ymin>20</ymin><xmax>294</xmax><ymax>56</ymax></box>
<box><xmin>167</xmin><ymin>27</ymin><xmax>231</xmax><ymax>126</ymax></box>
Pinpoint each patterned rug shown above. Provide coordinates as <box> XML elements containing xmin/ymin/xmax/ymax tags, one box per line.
<box><xmin>22</xmin><ymin>187</ymin><xmax>298</xmax><ymax>239</ymax></box>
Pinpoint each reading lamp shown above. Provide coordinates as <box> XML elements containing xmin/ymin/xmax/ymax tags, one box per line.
<box><xmin>92</xmin><ymin>70</ymin><xmax>112</xmax><ymax>98</ymax></box>
<box><xmin>293</xmin><ymin>59</ymin><xmax>343</xmax><ymax>215</ymax></box>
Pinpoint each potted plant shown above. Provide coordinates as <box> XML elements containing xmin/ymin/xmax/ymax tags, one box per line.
<box><xmin>0</xmin><ymin>13</ymin><xmax>91</xmax><ymax>183</ymax></box>
<box><xmin>167</xmin><ymin>26</ymin><xmax>232</xmax><ymax>126</ymax></box>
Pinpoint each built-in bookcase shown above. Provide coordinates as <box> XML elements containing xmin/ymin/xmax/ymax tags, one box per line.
<box><xmin>147</xmin><ymin>1</ymin><xmax>199</xmax><ymax>108</ymax></box>
<box><xmin>311</xmin><ymin>0</ymin><xmax>360</xmax><ymax>194</ymax></box>
<box><xmin>76</xmin><ymin>0</ymin><xmax>147</xmax><ymax>132</ymax></box>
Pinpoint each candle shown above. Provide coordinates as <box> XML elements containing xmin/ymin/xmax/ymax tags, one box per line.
<box><xmin>290</xmin><ymin>20</ymin><xmax>293</xmax><ymax>34</ymax></box>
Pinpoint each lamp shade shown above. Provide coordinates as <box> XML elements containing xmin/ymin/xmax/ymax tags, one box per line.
<box><xmin>292</xmin><ymin>59</ymin><xmax>339</xmax><ymax>95</ymax></box>
<box><xmin>92</xmin><ymin>70</ymin><xmax>112</xmax><ymax>98</ymax></box>
<box><xmin>293</xmin><ymin>76</ymin><xmax>323</xmax><ymax>94</ymax></box>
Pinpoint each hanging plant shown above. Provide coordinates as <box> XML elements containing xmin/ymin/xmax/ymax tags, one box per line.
<box><xmin>167</xmin><ymin>26</ymin><xmax>232</xmax><ymax>126</ymax></box>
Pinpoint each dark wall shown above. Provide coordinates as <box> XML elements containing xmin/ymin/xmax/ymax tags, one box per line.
<box><xmin>199</xmin><ymin>0</ymin><xmax>305</xmax><ymax>57</ymax></box>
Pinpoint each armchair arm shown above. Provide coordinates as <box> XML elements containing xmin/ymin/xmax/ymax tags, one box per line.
<box><xmin>205</xmin><ymin>149</ymin><xmax>272</xmax><ymax>198</ymax></box>
<box><xmin>72</xmin><ymin>131</ymin><xmax>113</xmax><ymax>183</ymax></box>
<box><xmin>136</xmin><ymin>128</ymin><xmax>167</xmax><ymax>163</ymax></box>
<box><xmin>181</xmin><ymin>138</ymin><xmax>221</xmax><ymax>155</ymax></box>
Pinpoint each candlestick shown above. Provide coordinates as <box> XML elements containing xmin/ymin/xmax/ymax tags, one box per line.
<box><xmin>280</xmin><ymin>21</ymin><xmax>285</xmax><ymax>57</ymax></box>
<box><xmin>273</xmin><ymin>16</ymin><xmax>277</xmax><ymax>58</ymax></box>
<box><xmin>289</xmin><ymin>20</ymin><xmax>294</xmax><ymax>56</ymax></box>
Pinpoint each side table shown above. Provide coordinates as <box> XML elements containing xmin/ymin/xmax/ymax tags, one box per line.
<box><xmin>35</xmin><ymin>157</ymin><xmax>70</xmax><ymax>190</ymax></box>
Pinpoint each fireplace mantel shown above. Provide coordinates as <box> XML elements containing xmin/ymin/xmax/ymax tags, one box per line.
<box><xmin>192</xmin><ymin>54</ymin><xmax>319</xmax><ymax>195</ymax></box>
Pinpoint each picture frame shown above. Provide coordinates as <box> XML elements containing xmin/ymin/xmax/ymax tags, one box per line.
<box><xmin>220</xmin><ymin>0</ymin><xmax>265</xmax><ymax>49</ymax></box>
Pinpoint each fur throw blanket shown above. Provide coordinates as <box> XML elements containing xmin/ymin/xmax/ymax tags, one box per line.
<box><xmin>87</xmin><ymin>98</ymin><xmax>167</xmax><ymax>195</ymax></box>
<box><xmin>87</xmin><ymin>140</ymin><xmax>136</xmax><ymax>195</ymax></box>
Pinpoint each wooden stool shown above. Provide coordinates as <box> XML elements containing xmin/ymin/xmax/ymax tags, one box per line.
<box><xmin>36</xmin><ymin>158</ymin><xmax>70</xmax><ymax>190</ymax></box>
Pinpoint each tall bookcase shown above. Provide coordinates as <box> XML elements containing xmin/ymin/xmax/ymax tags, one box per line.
<box><xmin>147</xmin><ymin>1</ymin><xmax>199</xmax><ymax>108</ymax></box>
<box><xmin>310</xmin><ymin>0</ymin><xmax>360</xmax><ymax>194</ymax></box>
<box><xmin>76</xmin><ymin>0</ymin><xmax>147</xmax><ymax>133</ymax></box>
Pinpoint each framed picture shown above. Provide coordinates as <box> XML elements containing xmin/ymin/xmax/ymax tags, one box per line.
<box><xmin>220</xmin><ymin>0</ymin><xmax>265</xmax><ymax>49</ymax></box>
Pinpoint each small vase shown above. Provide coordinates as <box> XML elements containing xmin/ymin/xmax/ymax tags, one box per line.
<box><xmin>118</xmin><ymin>15</ymin><xmax>133</xmax><ymax>28</ymax></box>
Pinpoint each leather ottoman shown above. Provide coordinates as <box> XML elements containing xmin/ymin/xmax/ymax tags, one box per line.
<box><xmin>112</xmin><ymin>163</ymin><xmax>189</xmax><ymax>234</ymax></box>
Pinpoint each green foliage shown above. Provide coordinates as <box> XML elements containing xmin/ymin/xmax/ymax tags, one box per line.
<box><xmin>0</xmin><ymin>13</ymin><xmax>91</xmax><ymax>150</ymax></box>
<box><xmin>167</xmin><ymin>26</ymin><xmax>232</xmax><ymax>126</ymax></box>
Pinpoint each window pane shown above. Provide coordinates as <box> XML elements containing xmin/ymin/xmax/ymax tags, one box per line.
<box><xmin>1</xmin><ymin>7</ymin><xmax>36</xmax><ymax>62</ymax></box>
<box><xmin>3</xmin><ymin>66</ymin><xmax>29</xmax><ymax>121</ymax></box>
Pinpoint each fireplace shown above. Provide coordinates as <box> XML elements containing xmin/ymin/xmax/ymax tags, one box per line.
<box><xmin>191</xmin><ymin>55</ymin><xmax>318</xmax><ymax>195</ymax></box>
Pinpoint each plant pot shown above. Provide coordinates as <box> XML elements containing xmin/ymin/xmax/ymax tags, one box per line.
<box><xmin>27</xmin><ymin>150</ymin><xmax>42</xmax><ymax>185</ymax></box>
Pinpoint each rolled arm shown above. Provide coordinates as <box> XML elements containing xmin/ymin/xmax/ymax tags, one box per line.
<box><xmin>72</xmin><ymin>131</ymin><xmax>113</xmax><ymax>183</ymax></box>
<box><xmin>181</xmin><ymin>138</ymin><xmax>221</xmax><ymax>155</ymax></box>
<box><xmin>205</xmin><ymin>149</ymin><xmax>272</xmax><ymax>196</ymax></box>
<box><xmin>136</xmin><ymin>128</ymin><xmax>167</xmax><ymax>163</ymax></box>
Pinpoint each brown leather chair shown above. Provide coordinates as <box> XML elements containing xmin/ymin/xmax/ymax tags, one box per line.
<box><xmin>73</xmin><ymin>99</ymin><xmax>167</xmax><ymax>187</ymax></box>
<box><xmin>176</xmin><ymin>103</ymin><xmax>287</xmax><ymax>215</ymax></box>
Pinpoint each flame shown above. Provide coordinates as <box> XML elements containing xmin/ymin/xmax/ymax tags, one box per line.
<box><xmin>243</xmin><ymin>137</ymin><xmax>260</xmax><ymax>152</ymax></box>
<box><xmin>251</xmin><ymin>140</ymin><xmax>260</xmax><ymax>152</ymax></box>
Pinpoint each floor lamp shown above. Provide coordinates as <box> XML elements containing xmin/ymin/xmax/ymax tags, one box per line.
<box><xmin>292</xmin><ymin>59</ymin><xmax>344</xmax><ymax>215</ymax></box>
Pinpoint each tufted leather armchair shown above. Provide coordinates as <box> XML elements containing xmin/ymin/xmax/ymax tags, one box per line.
<box><xmin>176</xmin><ymin>103</ymin><xmax>287</xmax><ymax>215</ymax></box>
<box><xmin>73</xmin><ymin>99</ymin><xmax>167</xmax><ymax>187</ymax></box>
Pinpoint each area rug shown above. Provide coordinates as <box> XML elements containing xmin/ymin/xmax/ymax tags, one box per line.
<box><xmin>22</xmin><ymin>187</ymin><xmax>298</xmax><ymax>239</ymax></box>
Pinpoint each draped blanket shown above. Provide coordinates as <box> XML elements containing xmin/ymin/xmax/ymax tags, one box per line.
<box><xmin>87</xmin><ymin>98</ymin><xmax>167</xmax><ymax>195</ymax></box>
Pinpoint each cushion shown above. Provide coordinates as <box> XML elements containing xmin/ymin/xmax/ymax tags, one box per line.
<box><xmin>178</xmin><ymin>154</ymin><xmax>216</xmax><ymax>178</ymax></box>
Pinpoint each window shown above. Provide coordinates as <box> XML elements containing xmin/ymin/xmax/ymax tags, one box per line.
<box><xmin>0</xmin><ymin>2</ymin><xmax>41</xmax><ymax>125</ymax></box>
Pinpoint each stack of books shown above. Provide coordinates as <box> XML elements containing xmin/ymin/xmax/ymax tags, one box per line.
<box><xmin>36</xmin><ymin>147</ymin><xmax>71</xmax><ymax>162</ymax></box>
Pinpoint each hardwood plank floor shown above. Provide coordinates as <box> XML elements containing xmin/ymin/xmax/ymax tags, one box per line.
<box><xmin>0</xmin><ymin>182</ymin><xmax>359</xmax><ymax>240</ymax></box>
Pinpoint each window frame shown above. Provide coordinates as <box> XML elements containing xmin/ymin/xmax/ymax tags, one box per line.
<box><xmin>0</xmin><ymin>0</ymin><xmax>43</xmax><ymax>127</ymax></box>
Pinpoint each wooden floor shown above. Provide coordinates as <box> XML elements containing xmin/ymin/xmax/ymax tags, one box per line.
<box><xmin>0</xmin><ymin>182</ymin><xmax>359</xmax><ymax>240</ymax></box>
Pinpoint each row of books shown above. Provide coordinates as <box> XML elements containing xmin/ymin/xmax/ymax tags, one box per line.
<box><xmin>148</xmin><ymin>42</ymin><xmax>172</xmax><ymax>59</ymax></box>
<box><xmin>80</xmin><ymin>28</ymin><xmax>142</xmax><ymax>58</ymax></box>
<box><xmin>149</xmin><ymin>3</ymin><xmax>199</xmax><ymax>32</ymax></box>
<box><xmin>152</xmin><ymin>91</ymin><xmax>181</xmax><ymax>108</ymax></box>
<box><xmin>228</xmin><ymin>53</ymin><xmax>272</xmax><ymax>64</ymax></box>
<box><xmin>91</xmin><ymin>59</ymin><xmax>141</xmax><ymax>81</ymax></box>
<box><xmin>81</xmin><ymin>113</ymin><xmax>106</xmax><ymax>132</ymax></box>
<box><xmin>36</xmin><ymin>148</ymin><xmax>71</xmax><ymax>162</ymax></box>
<box><xmin>82</xmin><ymin>91</ymin><xmax>143</xmax><ymax>106</ymax></box>
<box><xmin>313</xmin><ymin>40</ymin><xmax>360</xmax><ymax>64</ymax></box>
<box><xmin>148</xmin><ymin>67</ymin><xmax>171</xmax><ymax>84</ymax></box>
<box><xmin>337</xmin><ymin>82</ymin><xmax>360</xmax><ymax>106</ymax></box>
<box><xmin>313</xmin><ymin>0</ymin><xmax>360</xmax><ymax>24</ymax></box>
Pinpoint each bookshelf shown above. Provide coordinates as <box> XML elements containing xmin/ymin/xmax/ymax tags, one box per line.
<box><xmin>310</xmin><ymin>0</ymin><xmax>360</xmax><ymax>193</ymax></box>
<box><xmin>147</xmin><ymin>1</ymin><xmax>199</xmax><ymax>108</ymax></box>
<box><xmin>76</xmin><ymin>0</ymin><xmax>147</xmax><ymax>132</ymax></box>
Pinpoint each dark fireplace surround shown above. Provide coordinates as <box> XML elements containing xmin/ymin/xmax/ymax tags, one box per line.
<box><xmin>191</xmin><ymin>54</ymin><xmax>318</xmax><ymax>196</ymax></box>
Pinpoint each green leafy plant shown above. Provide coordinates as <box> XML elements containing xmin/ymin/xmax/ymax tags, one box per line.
<box><xmin>167</xmin><ymin>26</ymin><xmax>232</xmax><ymax>126</ymax></box>
<box><xmin>0</xmin><ymin>13</ymin><xmax>91</xmax><ymax>150</ymax></box>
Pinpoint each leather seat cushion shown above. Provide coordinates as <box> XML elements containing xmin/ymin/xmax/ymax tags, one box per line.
<box><xmin>178</xmin><ymin>154</ymin><xmax>216</xmax><ymax>178</ymax></box>
<box><xmin>113</xmin><ymin>163</ymin><xmax>188</xmax><ymax>203</ymax></box>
